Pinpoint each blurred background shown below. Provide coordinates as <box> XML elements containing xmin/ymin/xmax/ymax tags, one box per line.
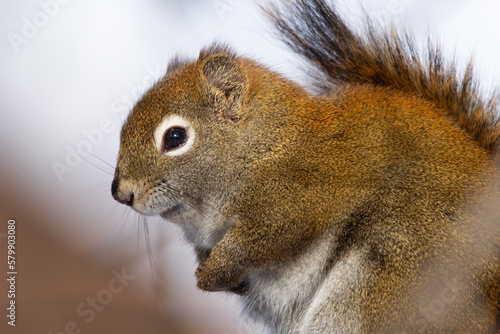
<box><xmin>0</xmin><ymin>0</ymin><xmax>499</xmax><ymax>333</ymax></box>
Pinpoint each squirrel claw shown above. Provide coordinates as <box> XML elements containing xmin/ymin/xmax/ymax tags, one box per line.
<box><xmin>229</xmin><ymin>281</ymin><xmax>249</xmax><ymax>295</ymax></box>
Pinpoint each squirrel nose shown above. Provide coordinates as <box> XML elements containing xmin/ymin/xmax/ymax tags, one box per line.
<box><xmin>111</xmin><ymin>177</ymin><xmax>134</xmax><ymax>207</ymax></box>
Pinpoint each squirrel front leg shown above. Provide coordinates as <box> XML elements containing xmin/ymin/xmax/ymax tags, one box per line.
<box><xmin>195</xmin><ymin>236</ymin><xmax>248</xmax><ymax>294</ymax></box>
<box><xmin>195</xmin><ymin>227</ymin><xmax>246</xmax><ymax>292</ymax></box>
<box><xmin>195</xmin><ymin>217</ymin><xmax>317</xmax><ymax>294</ymax></box>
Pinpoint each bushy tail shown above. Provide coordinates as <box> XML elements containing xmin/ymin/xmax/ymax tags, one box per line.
<box><xmin>264</xmin><ymin>0</ymin><xmax>500</xmax><ymax>154</ymax></box>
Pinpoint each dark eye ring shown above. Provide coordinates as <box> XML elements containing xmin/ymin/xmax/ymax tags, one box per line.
<box><xmin>164</xmin><ymin>127</ymin><xmax>187</xmax><ymax>151</ymax></box>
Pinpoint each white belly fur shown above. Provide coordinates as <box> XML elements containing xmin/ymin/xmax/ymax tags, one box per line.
<box><xmin>242</xmin><ymin>233</ymin><xmax>365</xmax><ymax>333</ymax></box>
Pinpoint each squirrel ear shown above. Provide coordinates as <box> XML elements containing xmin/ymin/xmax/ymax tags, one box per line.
<box><xmin>199</xmin><ymin>52</ymin><xmax>248</xmax><ymax>122</ymax></box>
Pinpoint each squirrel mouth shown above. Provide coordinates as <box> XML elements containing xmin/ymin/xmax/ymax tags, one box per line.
<box><xmin>160</xmin><ymin>205</ymin><xmax>181</xmax><ymax>219</ymax></box>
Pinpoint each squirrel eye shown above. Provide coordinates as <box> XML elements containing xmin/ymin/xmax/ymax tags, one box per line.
<box><xmin>154</xmin><ymin>115</ymin><xmax>195</xmax><ymax>156</ymax></box>
<box><xmin>164</xmin><ymin>127</ymin><xmax>187</xmax><ymax>151</ymax></box>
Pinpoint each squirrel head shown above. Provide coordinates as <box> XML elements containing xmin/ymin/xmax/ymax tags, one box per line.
<box><xmin>111</xmin><ymin>45</ymin><xmax>281</xmax><ymax>244</ymax></box>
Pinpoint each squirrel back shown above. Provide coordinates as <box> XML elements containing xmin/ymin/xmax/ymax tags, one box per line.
<box><xmin>265</xmin><ymin>0</ymin><xmax>500</xmax><ymax>154</ymax></box>
<box><xmin>112</xmin><ymin>0</ymin><xmax>500</xmax><ymax>332</ymax></box>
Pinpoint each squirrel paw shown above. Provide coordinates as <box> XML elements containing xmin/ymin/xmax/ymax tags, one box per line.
<box><xmin>195</xmin><ymin>255</ymin><xmax>244</xmax><ymax>293</ymax></box>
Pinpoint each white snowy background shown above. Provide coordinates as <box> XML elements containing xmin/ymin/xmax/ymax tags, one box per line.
<box><xmin>0</xmin><ymin>0</ymin><xmax>499</xmax><ymax>333</ymax></box>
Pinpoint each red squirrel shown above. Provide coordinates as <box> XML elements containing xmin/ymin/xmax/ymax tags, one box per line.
<box><xmin>112</xmin><ymin>0</ymin><xmax>500</xmax><ymax>332</ymax></box>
